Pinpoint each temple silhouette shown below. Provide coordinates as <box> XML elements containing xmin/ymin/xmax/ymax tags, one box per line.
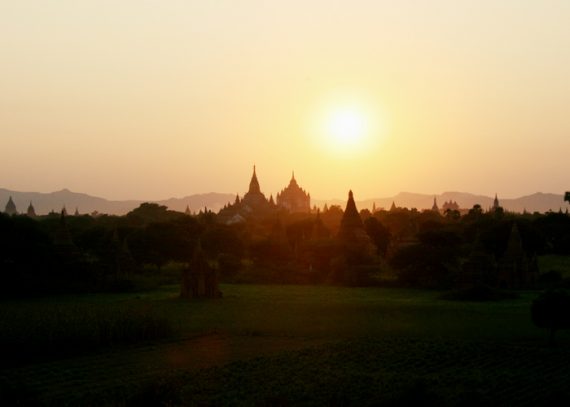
<box><xmin>276</xmin><ymin>172</ymin><xmax>311</xmax><ymax>213</ymax></box>
<box><xmin>4</xmin><ymin>196</ymin><xmax>18</xmax><ymax>215</ymax></box>
<box><xmin>218</xmin><ymin>166</ymin><xmax>311</xmax><ymax>223</ymax></box>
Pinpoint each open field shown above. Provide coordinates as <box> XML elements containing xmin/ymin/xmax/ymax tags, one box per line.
<box><xmin>1</xmin><ymin>284</ymin><xmax>569</xmax><ymax>405</ymax></box>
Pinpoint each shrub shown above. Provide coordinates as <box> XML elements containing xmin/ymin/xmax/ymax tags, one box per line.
<box><xmin>531</xmin><ymin>289</ymin><xmax>570</xmax><ymax>346</ymax></box>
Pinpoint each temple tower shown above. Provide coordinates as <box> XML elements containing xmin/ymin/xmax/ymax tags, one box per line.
<box><xmin>27</xmin><ymin>202</ymin><xmax>37</xmax><ymax>217</ymax></box>
<box><xmin>180</xmin><ymin>242</ymin><xmax>222</xmax><ymax>299</ymax></box>
<box><xmin>339</xmin><ymin>190</ymin><xmax>364</xmax><ymax>238</ymax></box>
<box><xmin>497</xmin><ymin>223</ymin><xmax>537</xmax><ymax>288</ymax></box>
<box><xmin>276</xmin><ymin>171</ymin><xmax>311</xmax><ymax>213</ymax></box>
<box><xmin>493</xmin><ymin>194</ymin><xmax>500</xmax><ymax>210</ymax></box>
<box><xmin>4</xmin><ymin>196</ymin><xmax>17</xmax><ymax>215</ymax></box>
<box><xmin>248</xmin><ymin>165</ymin><xmax>261</xmax><ymax>194</ymax></box>
<box><xmin>432</xmin><ymin>197</ymin><xmax>439</xmax><ymax>212</ymax></box>
<box><xmin>241</xmin><ymin>165</ymin><xmax>268</xmax><ymax>209</ymax></box>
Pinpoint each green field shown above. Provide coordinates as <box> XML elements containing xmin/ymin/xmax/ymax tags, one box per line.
<box><xmin>1</xmin><ymin>284</ymin><xmax>569</xmax><ymax>405</ymax></box>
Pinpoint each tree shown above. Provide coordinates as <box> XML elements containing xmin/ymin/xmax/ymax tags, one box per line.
<box><xmin>565</xmin><ymin>192</ymin><xmax>570</xmax><ymax>204</ymax></box>
<box><xmin>531</xmin><ymin>289</ymin><xmax>570</xmax><ymax>346</ymax></box>
<box><xmin>126</xmin><ymin>203</ymin><xmax>184</xmax><ymax>225</ymax></box>
<box><xmin>444</xmin><ymin>209</ymin><xmax>460</xmax><ymax>221</ymax></box>
<box><xmin>390</xmin><ymin>243</ymin><xmax>460</xmax><ymax>288</ymax></box>
<box><xmin>364</xmin><ymin>217</ymin><xmax>391</xmax><ymax>256</ymax></box>
<box><xmin>465</xmin><ymin>204</ymin><xmax>483</xmax><ymax>221</ymax></box>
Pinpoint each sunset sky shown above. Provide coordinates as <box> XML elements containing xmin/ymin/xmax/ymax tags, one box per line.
<box><xmin>2</xmin><ymin>1</ymin><xmax>569</xmax><ymax>201</ymax></box>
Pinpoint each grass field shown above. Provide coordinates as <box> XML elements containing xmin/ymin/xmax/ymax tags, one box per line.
<box><xmin>1</xmin><ymin>284</ymin><xmax>569</xmax><ymax>405</ymax></box>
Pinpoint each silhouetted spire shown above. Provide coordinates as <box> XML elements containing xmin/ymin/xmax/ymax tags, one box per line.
<box><xmin>276</xmin><ymin>170</ymin><xmax>310</xmax><ymax>212</ymax></box>
<box><xmin>390</xmin><ymin>201</ymin><xmax>397</xmax><ymax>211</ymax></box>
<box><xmin>27</xmin><ymin>201</ymin><xmax>36</xmax><ymax>217</ymax></box>
<box><xmin>248</xmin><ymin>165</ymin><xmax>261</xmax><ymax>194</ymax></box>
<box><xmin>340</xmin><ymin>190</ymin><xmax>363</xmax><ymax>231</ymax></box>
<box><xmin>4</xmin><ymin>196</ymin><xmax>17</xmax><ymax>215</ymax></box>
<box><xmin>493</xmin><ymin>193</ymin><xmax>500</xmax><ymax>210</ymax></box>
<box><xmin>287</xmin><ymin>170</ymin><xmax>299</xmax><ymax>188</ymax></box>
<box><xmin>432</xmin><ymin>197</ymin><xmax>439</xmax><ymax>212</ymax></box>
<box><xmin>185</xmin><ymin>205</ymin><xmax>191</xmax><ymax>215</ymax></box>
<box><xmin>74</xmin><ymin>207</ymin><xmax>79</xmax><ymax>216</ymax></box>
<box><xmin>269</xmin><ymin>194</ymin><xmax>275</xmax><ymax>205</ymax></box>
<box><xmin>180</xmin><ymin>240</ymin><xmax>221</xmax><ymax>299</ymax></box>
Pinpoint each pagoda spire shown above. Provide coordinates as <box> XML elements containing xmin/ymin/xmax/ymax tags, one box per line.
<box><xmin>340</xmin><ymin>190</ymin><xmax>363</xmax><ymax>230</ymax></box>
<box><xmin>493</xmin><ymin>193</ymin><xmax>500</xmax><ymax>209</ymax></box>
<box><xmin>337</xmin><ymin>190</ymin><xmax>374</xmax><ymax>258</ymax></box>
<box><xmin>248</xmin><ymin>165</ymin><xmax>261</xmax><ymax>194</ymax></box>
<box><xmin>432</xmin><ymin>196</ymin><xmax>439</xmax><ymax>212</ymax></box>
<box><xmin>27</xmin><ymin>201</ymin><xmax>36</xmax><ymax>217</ymax></box>
<box><xmin>4</xmin><ymin>196</ymin><xmax>17</xmax><ymax>215</ymax></box>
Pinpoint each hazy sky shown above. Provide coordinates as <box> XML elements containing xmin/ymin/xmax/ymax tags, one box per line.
<box><xmin>2</xmin><ymin>1</ymin><xmax>569</xmax><ymax>200</ymax></box>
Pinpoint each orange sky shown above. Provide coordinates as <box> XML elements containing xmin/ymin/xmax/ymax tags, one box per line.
<box><xmin>2</xmin><ymin>1</ymin><xmax>569</xmax><ymax>200</ymax></box>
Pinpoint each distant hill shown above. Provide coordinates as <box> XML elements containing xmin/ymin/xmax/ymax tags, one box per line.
<box><xmin>1</xmin><ymin>188</ymin><xmax>568</xmax><ymax>216</ymax></box>
<box><xmin>315</xmin><ymin>191</ymin><xmax>570</xmax><ymax>214</ymax></box>
<box><xmin>158</xmin><ymin>193</ymin><xmax>237</xmax><ymax>213</ymax></box>
<box><xmin>0</xmin><ymin>188</ymin><xmax>235</xmax><ymax>216</ymax></box>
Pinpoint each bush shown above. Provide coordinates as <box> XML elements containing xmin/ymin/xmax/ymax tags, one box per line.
<box><xmin>531</xmin><ymin>289</ymin><xmax>570</xmax><ymax>345</ymax></box>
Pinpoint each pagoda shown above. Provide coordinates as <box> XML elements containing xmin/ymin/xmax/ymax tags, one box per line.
<box><xmin>241</xmin><ymin>165</ymin><xmax>269</xmax><ymax>210</ymax></box>
<box><xmin>338</xmin><ymin>190</ymin><xmax>374</xmax><ymax>253</ymax></box>
<box><xmin>276</xmin><ymin>172</ymin><xmax>310</xmax><ymax>213</ymax></box>
<box><xmin>27</xmin><ymin>201</ymin><xmax>37</xmax><ymax>217</ymax></box>
<box><xmin>431</xmin><ymin>197</ymin><xmax>439</xmax><ymax>212</ymax></box>
<box><xmin>4</xmin><ymin>196</ymin><xmax>17</xmax><ymax>215</ymax></box>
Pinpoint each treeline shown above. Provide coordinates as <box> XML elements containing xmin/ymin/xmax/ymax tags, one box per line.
<box><xmin>1</xmin><ymin>202</ymin><xmax>570</xmax><ymax>297</ymax></box>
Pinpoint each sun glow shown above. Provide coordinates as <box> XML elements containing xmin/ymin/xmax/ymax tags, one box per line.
<box><xmin>311</xmin><ymin>94</ymin><xmax>386</xmax><ymax>157</ymax></box>
<box><xmin>326</xmin><ymin>108</ymin><xmax>368</xmax><ymax>149</ymax></box>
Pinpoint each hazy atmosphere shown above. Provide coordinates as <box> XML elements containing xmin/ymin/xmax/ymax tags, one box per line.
<box><xmin>4</xmin><ymin>3</ymin><xmax>570</xmax><ymax>405</ymax></box>
<box><xmin>2</xmin><ymin>0</ymin><xmax>569</xmax><ymax>200</ymax></box>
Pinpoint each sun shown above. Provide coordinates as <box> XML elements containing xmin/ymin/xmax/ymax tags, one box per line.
<box><xmin>319</xmin><ymin>104</ymin><xmax>374</xmax><ymax>155</ymax></box>
<box><xmin>326</xmin><ymin>108</ymin><xmax>368</xmax><ymax>148</ymax></box>
<box><xmin>309</xmin><ymin>91</ymin><xmax>388</xmax><ymax>157</ymax></box>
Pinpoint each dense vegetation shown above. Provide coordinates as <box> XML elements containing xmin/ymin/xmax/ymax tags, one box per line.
<box><xmin>2</xmin><ymin>202</ymin><xmax>570</xmax><ymax>297</ymax></box>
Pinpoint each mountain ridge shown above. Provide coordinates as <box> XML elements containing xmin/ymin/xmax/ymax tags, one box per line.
<box><xmin>1</xmin><ymin>188</ymin><xmax>568</xmax><ymax>215</ymax></box>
